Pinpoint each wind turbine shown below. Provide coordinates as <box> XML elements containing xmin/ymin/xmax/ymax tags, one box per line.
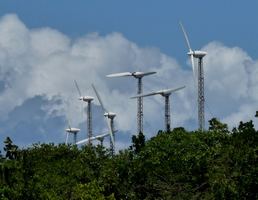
<box><xmin>92</xmin><ymin>84</ymin><xmax>116</xmax><ymax>156</ymax></box>
<box><xmin>180</xmin><ymin>22</ymin><xmax>207</xmax><ymax>131</ymax></box>
<box><xmin>65</xmin><ymin>127</ymin><xmax>80</xmax><ymax>145</ymax></box>
<box><xmin>131</xmin><ymin>86</ymin><xmax>185</xmax><ymax>132</ymax></box>
<box><xmin>106</xmin><ymin>71</ymin><xmax>156</xmax><ymax>133</ymax></box>
<box><xmin>74</xmin><ymin>80</ymin><xmax>94</xmax><ymax>145</ymax></box>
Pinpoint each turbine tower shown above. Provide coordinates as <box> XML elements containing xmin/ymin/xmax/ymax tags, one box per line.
<box><xmin>65</xmin><ymin>127</ymin><xmax>80</xmax><ymax>145</ymax></box>
<box><xmin>180</xmin><ymin>22</ymin><xmax>207</xmax><ymax>131</ymax></box>
<box><xmin>92</xmin><ymin>84</ymin><xmax>116</xmax><ymax>156</ymax></box>
<box><xmin>74</xmin><ymin>80</ymin><xmax>94</xmax><ymax>145</ymax></box>
<box><xmin>131</xmin><ymin>86</ymin><xmax>185</xmax><ymax>132</ymax></box>
<box><xmin>106</xmin><ymin>71</ymin><xmax>156</xmax><ymax>133</ymax></box>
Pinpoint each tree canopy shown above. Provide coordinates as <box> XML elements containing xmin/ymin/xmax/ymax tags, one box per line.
<box><xmin>0</xmin><ymin>118</ymin><xmax>257</xmax><ymax>199</ymax></box>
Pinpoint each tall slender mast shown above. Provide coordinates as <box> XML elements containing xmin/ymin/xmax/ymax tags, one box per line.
<box><xmin>198</xmin><ymin>57</ymin><xmax>205</xmax><ymax>131</ymax></box>
<box><xmin>109</xmin><ymin>116</ymin><xmax>115</xmax><ymax>156</ymax></box>
<box><xmin>164</xmin><ymin>95</ymin><xmax>171</xmax><ymax>132</ymax></box>
<box><xmin>137</xmin><ymin>77</ymin><xmax>143</xmax><ymax>133</ymax></box>
<box><xmin>87</xmin><ymin>100</ymin><xmax>93</xmax><ymax>145</ymax></box>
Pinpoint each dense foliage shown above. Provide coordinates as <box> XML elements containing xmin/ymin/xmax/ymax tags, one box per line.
<box><xmin>0</xmin><ymin>118</ymin><xmax>257</xmax><ymax>199</ymax></box>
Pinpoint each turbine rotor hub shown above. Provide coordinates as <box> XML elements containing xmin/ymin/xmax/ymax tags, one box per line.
<box><xmin>132</xmin><ymin>72</ymin><xmax>144</xmax><ymax>78</ymax></box>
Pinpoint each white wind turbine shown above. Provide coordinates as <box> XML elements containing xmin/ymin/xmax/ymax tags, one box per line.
<box><xmin>180</xmin><ymin>22</ymin><xmax>207</xmax><ymax>131</ymax></box>
<box><xmin>65</xmin><ymin>122</ymin><xmax>80</xmax><ymax>145</ymax></box>
<box><xmin>92</xmin><ymin>84</ymin><xmax>116</xmax><ymax>156</ymax></box>
<box><xmin>106</xmin><ymin>71</ymin><xmax>156</xmax><ymax>134</ymax></box>
<box><xmin>74</xmin><ymin>80</ymin><xmax>94</xmax><ymax>145</ymax></box>
<box><xmin>131</xmin><ymin>86</ymin><xmax>185</xmax><ymax>132</ymax></box>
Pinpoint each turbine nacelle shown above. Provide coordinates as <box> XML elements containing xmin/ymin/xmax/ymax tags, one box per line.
<box><xmin>187</xmin><ymin>50</ymin><xmax>207</xmax><ymax>58</ymax></box>
<box><xmin>79</xmin><ymin>96</ymin><xmax>94</xmax><ymax>102</ymax></box>
<box><xmin>104</xmin><ymin>112</ymin><xmax>116</xmax><ymax>119</ymax></box>
<box><xmin>65</xmin><ymin>128</ymin><xmax>80</xmax><ymax>133</ymax></box>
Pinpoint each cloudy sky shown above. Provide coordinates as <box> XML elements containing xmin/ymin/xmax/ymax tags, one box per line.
<box><xmin>0</xmin><ymin>0</ymin><xmax>258</xmax><ymax>151</ymax></box>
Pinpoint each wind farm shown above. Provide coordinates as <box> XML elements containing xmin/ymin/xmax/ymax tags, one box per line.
<box><xmin>57</xmin><ymin>21</ymin><xmax>236</xmax><ymax>153</ymax></box>
<box><xmin>1</xmin><ymin>1</ymin><xmax>258</xmax><ymax>199</ymax></box>
<box><xmin>63</xmin><ymin>30</ymin><xmax>205</xmax><ymax>151</ymax></box>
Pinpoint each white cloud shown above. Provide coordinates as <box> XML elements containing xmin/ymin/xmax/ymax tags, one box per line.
<box><xmin>203</xmin><ymin>42</ymin><xmax>258</xmax><ymax>128</ymax></box>
<box><xmin>0</xmin><ymin>14</ymin><xmax>258</xmax><ymax>148</ymax></box>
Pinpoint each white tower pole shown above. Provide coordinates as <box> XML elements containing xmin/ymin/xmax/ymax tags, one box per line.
<box><xmin>73</xmin><ymin>132</ymin><xmax>77</xmax><ymax>144</ymax></box>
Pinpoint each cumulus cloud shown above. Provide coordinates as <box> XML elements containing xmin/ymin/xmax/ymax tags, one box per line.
<box><xmin>203</xmin><ymin>42</ymin><xmax>258</xmax><ymax>128</ymax></box>
<box><xmin>0</xmin><ymin>14</ymin><xmax>257</xmax><ymax>148</ymax></box>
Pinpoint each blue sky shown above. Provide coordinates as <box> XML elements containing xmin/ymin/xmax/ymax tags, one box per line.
<box><xmin>2</xmin><ymin>1</ymin><xmax>258</xmax><ymax>61</ymax></box>
<box><xmin>0</xmin><ymin>1</ymin><xmax>258</xmax><ymax>151</ymax></box>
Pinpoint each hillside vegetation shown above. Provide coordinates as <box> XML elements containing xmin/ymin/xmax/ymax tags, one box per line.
<box><xmin>0</xmin><ymin>118</ymin><xmax>257</xmax><ymax>199</ymax></box>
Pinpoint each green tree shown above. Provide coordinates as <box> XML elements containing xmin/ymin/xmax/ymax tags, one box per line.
<box><xmin>4</xmin><ymin>137</ymin><xmax>18</xmax><ymax>160</ymax></box>
<box><xmin>209</xmin><ymin>118</ymin><xmax>229</xmax><ymax>133</ymax></box>
<box><xmin>130</xmin><ymin>132</ymin><xmax>145</xmax><ymax>154</ymax></box>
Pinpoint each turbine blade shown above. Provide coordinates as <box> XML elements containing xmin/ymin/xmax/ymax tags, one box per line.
<box><xmin>76</xmin><ymin>131</ymin><xmax>112</xmax><ymax>145</ymax></box>
<box><xmin>131</xmin><ymin>86</ymin><xmax>186</xmax><ymax>99</ymax></box>
<box><xmin>93</xmin><ymin>132</ymin><xmax>110</xmax><ymax>140</ymax></box>
<box><xmin>91</xmin><ymin>84</ymin><xmax>107</xmax><ymax>113</ymax></box>
<box><xmin>65</xmin><ymin>132</ymin><xmax>69</xmax><ymax>145</ymax></box>
<box><xmin>166</xmin><ymin>86</ymin><xmax>186</xmax><ymax>93</ymax></box>
<box><xmin>141</xmin><ymin>71</ymin><xmax>157</xmax><ymax>76</ymax></box>
<box><xmin>91</xmin><ymin>84</ymin><xmax>114</xmax><ymax>146</ymax></box>
<box><xmin>179</xmin><ymin>21</ymin><xmax>192</xmax><ymax>51</ymax></box>
<box><xmin>74</xmin><ymin>80</ymin><xmax>82</xmax><ymax>97</ymax></box>
<box><xmin>81</xmin><ymin>103</ymin><xmax>85</xmax><ymax>121</ymax></box>
<box><xmin>190</xmin><ymin>54</ymin><xmax>196</xmax><ymax>80</ymax></box>
<box><xmin>92</xmin><ymin>130</ymin><xmax>117</xmax><ymax>140</ymax></box>
<box><xmin>66</xmin><ymin>117</ymin><xmax>72</xmax><ymax>130</ymax></box>
<box><xmin>103</xmin><ymin>117</ymin><xmax>115</xmax><ymax>146</ymax></box>
<box><xmin>131</xmin><ymin>91</ymin><xmax>159</xmax><ymax>99</ymax></box>
<box><xmin>76</xmin><ymin>138</ymin><xmax>89</xmax><ymax>145</ymax></box>
<box><xmin>106</xmin><ymin>72</ymin><xmax>132</xmax><ymax>77</ymax></box>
